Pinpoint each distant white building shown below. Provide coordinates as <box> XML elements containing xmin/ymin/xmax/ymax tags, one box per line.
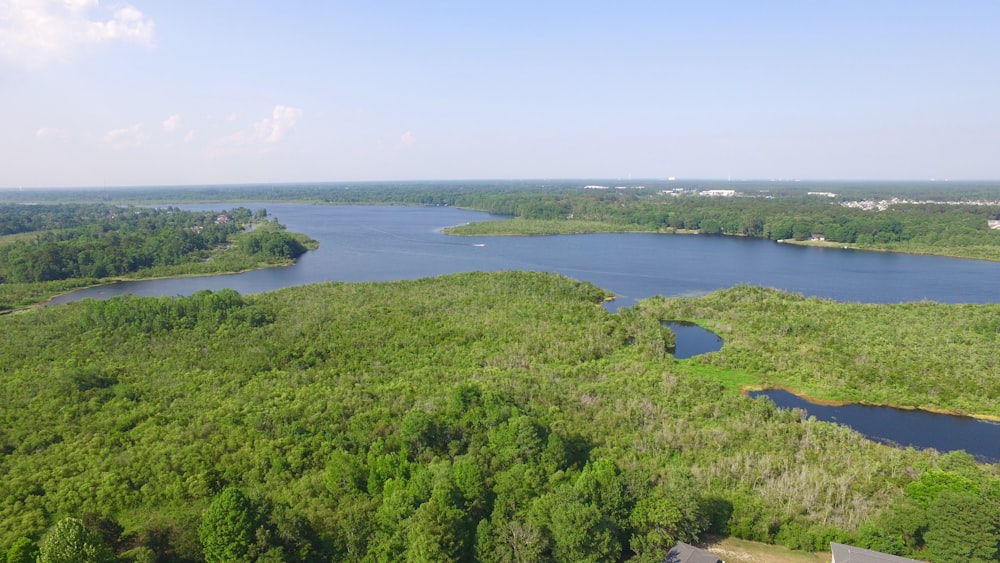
<box><xmin>698</xmin><ymin>190</ymin><xmax>736</xmax><ymax>197</ymax></box>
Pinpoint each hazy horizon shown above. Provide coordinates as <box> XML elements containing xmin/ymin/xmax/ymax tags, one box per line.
<box><xmin>5</xmin><ymin>178</ymin><xmax>1000</xmax><ymax>193</ymax></box>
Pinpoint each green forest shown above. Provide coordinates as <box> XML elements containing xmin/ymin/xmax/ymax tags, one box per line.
<box><xmin>5</xmin><ymin>181</ymin><xmax>997</xmax><ymax>261</ymax></box>
<box><xmin>0</xmin><ymin>186</ymin><xmax>998</xmax><ymax>561</ymax></box>
<box><xmin>0</xmin><ymin>204</ymin><xmax>314</xmax><ymax>312</ymax></box>
<box><xmin>1</xmin><ymin>273</ymin><xmax>998</xmax><ymax>562</ymax></box>
<box><xmin>440</xmin><ymin>190</ymin><xmax>1000</xmax><ymax>262</ymax></box>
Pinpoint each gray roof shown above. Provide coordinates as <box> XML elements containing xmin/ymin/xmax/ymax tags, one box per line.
<box><xmin>664</xmin><ymin>541</ymin><xmax>723</xmax><ymax>563</ymax></box>
<box><xmin>831</xmin><ymin>542</ymin><xmax>923</xmax><ymax>563</ymax></box>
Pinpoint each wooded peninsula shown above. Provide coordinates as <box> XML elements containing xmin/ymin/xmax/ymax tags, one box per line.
<box><xmin>0</xmin><ymin>204</ymin><xmax>316</xmax><ymax>312</ymax></box>
<box><xmin>0</xmin><ymin>182</ymin><xmax>998</xmax><ymax>562</ymax></box>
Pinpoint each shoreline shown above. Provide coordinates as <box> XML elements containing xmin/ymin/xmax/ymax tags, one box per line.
<box><xmin>447</xmin><ymin>220</ymin><xmax>1000</xmax><ymax>262</ymax></box>
<box><xmin>742</xmin><ymin>385</ymin><xmax>1000</xmax><ymax>423</ymax></box>
<box><xmin>777</xmin><ymin>237</ymin><xmax>1000</xmax><ymax>262</ymax></box>
<box><xmin>7</xmin><ymin>259</ymin><xmax>299</xmax><ymax>314</ymax></box>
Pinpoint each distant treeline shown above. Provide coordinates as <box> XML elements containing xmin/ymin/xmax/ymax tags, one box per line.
<box><xmin>446</xmin><ymin>191</ymin><xmax>998</xmax><ymax>245</ymax></box>
<box><xmin>3</xmin><ymin>179</ymin><xmax>1000</xmax><ymax>204</ymax></box>
<box><xmin>0</xmin><ymin>205</ymin><xmax>307</xmax><ymax>284</ymax></box>
<box><xmin>0</xmin><ymin>202</ymin><xmax>115</xmax><ymax>235</ymax></box>
<box><xmin>5</xmin><ymin>182</ymin><xmax>996</xmax><ymax>260</ymax></box>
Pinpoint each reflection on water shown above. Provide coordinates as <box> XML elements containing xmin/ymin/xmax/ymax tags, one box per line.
<box><xmin>662</xmin><ymin>321</ymin><xmax>724</xmax><ymax>359</ymax></box>
<box><xmin>45</xmin><ymin>203</ymin><xmax>1000</xmax><ymax>310</ymax></box>
<box><xmin>750</xmin><ymin>390</ymin><xmax>1000</xmax><ymax>463</ymax></box>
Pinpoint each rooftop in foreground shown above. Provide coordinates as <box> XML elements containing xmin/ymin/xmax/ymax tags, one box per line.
<box><xmin>831</xmin><ymin>542</ymin><xmax>923</xmax><ymax>563</ymax></box>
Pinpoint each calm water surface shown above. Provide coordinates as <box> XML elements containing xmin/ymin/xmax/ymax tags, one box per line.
<box><xmin>749</xmin><ymin>390</ymin><xmax>1000</xmax><ymax>463</ymax></box>
<box><xmin>662</xmin><ymin>322</ymin><xmax>724</xmax><ymax>359</ymax></box>
<box><xmin>46</xmin><ymin>204</ymin><xmax>1000</xmax><ymax>308</ymax></box>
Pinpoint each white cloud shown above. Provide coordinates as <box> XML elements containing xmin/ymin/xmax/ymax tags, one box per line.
<box><xmin>183</xmin><ymin>130</ymin><xmax>197</xmax><ymax>143</ymax></box>
<box><xmin>207</xmin><ymin>105</ymin><xmax>303</xmax><ymax>157</ymax></box>
<box><xmin>95</xmin><ymin>5</ymin><xmax>150</xmax><ymax>42</ymax></box>
<box><xmin>35</xmin><ymin>126</ymin><xmax>71</xmax><ymax>140</ymax></box>
<box><xmin>398</xmin><ymin>130</ymin><xmax>416</xmax><ymax>149</ymax></box>
<box><xmin>252</xmin><ymin>105</ymin><xmax>303</xmax><ymax>143</ymax></box>
<box><xmin>162</xmin><ymin>114</ymin><xmax>181</xmax><ymax>132</ymax></box>
<box><xmin>104</xmin><ymin>122</ymin><xmax>148</xmax><ymax>148</ymax></box>
<box><xmin>0</xmin><ymin>0</ymin><xmax>154</xmax><ymax>68</ymax></box>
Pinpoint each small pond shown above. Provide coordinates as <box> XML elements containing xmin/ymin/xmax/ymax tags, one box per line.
<box><xmin>750</xmin><ymin>389</ymin><xmax>1000</xmax><ymax>463</ymax></box>
<box><xmin>661</xmin><ymin>321</ymin><xmax>724</xmax><ymax>359</ymax></box>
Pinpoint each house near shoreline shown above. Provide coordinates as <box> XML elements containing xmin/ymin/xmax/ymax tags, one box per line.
<box><xmin>830</xmin><ymin>542</ymin><xmax>923</xmax><ymax>562</ymax></box>
<box><xmin>663</xmin><ymin>541</ymin><xmax>723</xmax><ymax>563</ymax></box>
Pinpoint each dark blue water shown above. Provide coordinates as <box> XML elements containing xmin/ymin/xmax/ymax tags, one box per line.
<box><xmin>42</xmin><ymin>203</ymin><xmax>1000</xmax><ymax>460</ymax></box>
<box><xmin>45</xmin><ymin>204</ymin><xmax>1000</xmax><ymax>309</ymax></box>
<box><xmin>662</xmin><ymin>321</ymin><xmax>724</xmax><ymax>359</ymax></box>
<box><xmin>750</xmin><ymin>390</ymin><xmax>1000</xmax><ymax>463</ymax></box>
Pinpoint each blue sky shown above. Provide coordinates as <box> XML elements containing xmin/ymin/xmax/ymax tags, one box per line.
<box><xmin>2</xmin><ymin>1</ymin><xmax>999</xmax><ymax>187</ymax></box>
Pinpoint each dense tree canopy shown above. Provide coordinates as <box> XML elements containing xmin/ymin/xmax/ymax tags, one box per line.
<box><xmin>0</xmin><ymin>206</ymin><xmax>248</xmax><ymax>283</ymax></box>
<box><xmin>1</xmin><ymin>273</ymin><xmax>997</xmax><ymax>561</ymax></box>
<box><xmin>0</xmin><ymin>205</ymin><xmax>314</xmax><ymax>312</ymax></box>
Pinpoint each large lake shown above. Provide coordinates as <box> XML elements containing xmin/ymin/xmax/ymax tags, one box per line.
<box><xmin>46</xmin><ymin>204</ymin><xmax>1000</xmax><ymax>308</ymax></box>
<box><xmin>44</xmin><ymin>203</ymin><xmax>1000</xmax><ymax>460</ymax></box>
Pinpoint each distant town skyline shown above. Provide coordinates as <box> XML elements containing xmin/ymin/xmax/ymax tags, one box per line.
<box><xmin>2</xmin><ymin>1</ymin><xmax>999</xmax><ymax>187</ymax></box>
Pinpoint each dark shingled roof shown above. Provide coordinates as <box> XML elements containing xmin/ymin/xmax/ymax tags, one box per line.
<box><xmin>664</xmin><ymin>541</ymin><xmax>723</xmax><ymax>563</ymax></box>
<box><xmin>831</xmin><ymin>542</ymin><xmax>923</xmax><ymax>562</ymax></box>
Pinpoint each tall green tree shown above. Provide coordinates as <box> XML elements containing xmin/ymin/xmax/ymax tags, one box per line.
<box><xmin>37</xmin><ymin>518</ymin><xmax>115</xmax><ymax>563</ymax></box>
<box><xmin>4</xmin><ymin>537</ymin><xmax>38</xmax><ymax>563</ymax></box>
<box><xmin>629</xmin><ymin>492</ymin><xmax>690</xmax><ymax>561</ymax></box>
<box><xmin>405</xmin><ymin>500</ymin><xmax>469</xmax><ymax>563</ymax></box>
<box><xmin>924</xmin><ymin>491</ymin><xmax>999</xmax><ymax>563</ymax></box>
<box><xmin>199</xmin><ymin>487</ymin><xmax>262</xmax><ymax>563</ymax></box>
<box><xmin>534</xmin><ymin>486</ymin><xmax>620</xmax><ymax>563</ymax></box>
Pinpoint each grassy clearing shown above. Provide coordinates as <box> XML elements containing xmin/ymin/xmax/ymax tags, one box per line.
<box><xmin>0</xmin><ymin>228</ymin><xmax>84</xmax><ymax>246</ymax></box>
<box><xmin>702</xmin><ymin>536</ymin><xmax>830</xmax><ymax>563</ymax></box>
<box><xmin>677</xmin><ymin>361</ymin><xmax>759</xmax><ymax>391</ymax></box>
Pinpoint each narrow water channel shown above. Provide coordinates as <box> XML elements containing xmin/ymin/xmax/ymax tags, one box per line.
<box><xmin>749</xmin><ymin>390</ymin><xmax>1000</xmax><ymax>463</ymax></box>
